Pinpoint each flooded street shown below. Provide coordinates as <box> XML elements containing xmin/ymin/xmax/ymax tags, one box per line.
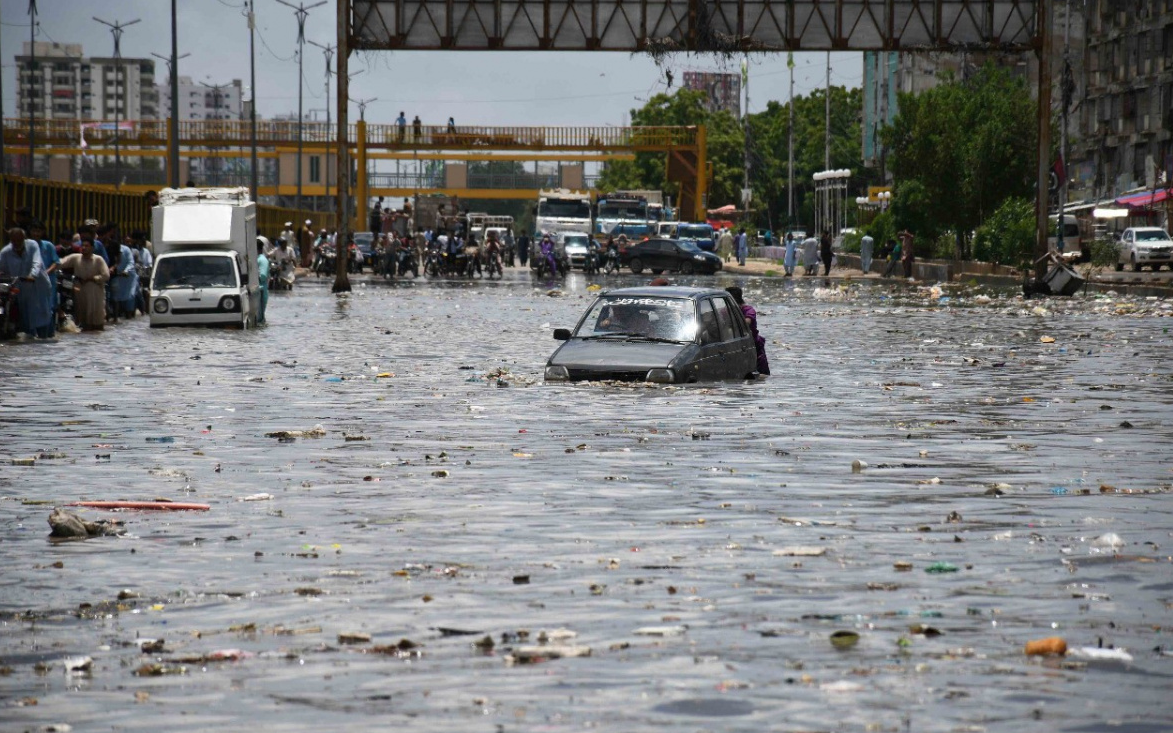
<box><xmin>2</xmin><ymin>271</ymin><xmax>1171</xmax><ymax>733</ymax></box>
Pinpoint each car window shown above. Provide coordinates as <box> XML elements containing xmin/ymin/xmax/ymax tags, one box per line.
<box><xmin>698</xmin><ymin>299</ymin><xmax>720</xmax><ymax>344</ymax></box>
<box><xmin>1136</xmin><ymin>230</ymin><xmax>1171</xmax><ymax>242</ymax></box>
<box><xmin>724</xmin><ymin>297</ymin><xmax>748</xmax><ymax>337</ymax></box>
<box><xmin>712</xmin><ymin>297</ymin><xmax>736</xmax><ymax>342</ymax></box>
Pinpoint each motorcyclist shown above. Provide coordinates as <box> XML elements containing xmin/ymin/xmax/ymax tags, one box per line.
<box><xmin>464</xmin><ymin>232</ymin><xmax>481</xmax><ymax>276</ymax></box>
<box><xmin>270</xmin><ymin>238</ymin><xmax>296</xmax><ymax>288</ymax></box>
<box><xmin>603</xmin><ymin>235</ymin><xmax>620</xmax><ymax>274</ymax></box>
<box><xmin>584</xmin><ymin>236</ymin><xmax>600</xmax><ymax>274</ymax></box>
<box><xmin>539</xmin><ymin>233</ymin><xmax>558</xmax><ymax>277</ymax></box>
<box><xmin>484</xmin><ymin>231</ymin><xmax>502</xmax><ymax>276</ymax></box>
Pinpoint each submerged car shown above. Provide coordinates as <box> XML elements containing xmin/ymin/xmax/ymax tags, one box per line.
<box><xmin>545</xmin><ymin>286</ymin><xmax>758</xmax><ymax>383</ymax></box>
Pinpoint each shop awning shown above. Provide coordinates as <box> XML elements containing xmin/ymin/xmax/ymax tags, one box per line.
<box><xmin>1115</xmin><ymin>188</ymin><xmax>1170</xmax><ymax>209</ymax></box>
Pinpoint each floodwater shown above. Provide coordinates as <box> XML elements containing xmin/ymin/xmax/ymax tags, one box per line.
<box><xmin>2</xmin><ymin>270</ymin><xmax>1171</xmax><ymax>733</ymax></box>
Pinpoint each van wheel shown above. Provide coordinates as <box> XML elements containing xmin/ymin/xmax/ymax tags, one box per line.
<box><xmin>1115</xmin><ymin>261</ymin><xmax>1123</xmax><ymax>272</ymax></box>
<box><xmin>629</xmin><ymin>258</ymin><xmax>644</xmax><ymax>274</ymax></box>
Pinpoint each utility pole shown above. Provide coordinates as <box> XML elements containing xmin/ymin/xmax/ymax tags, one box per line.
<box><xmin>824</xmin><ymin>52</ymin><xmax>831</xmax><ymax>171</ymax></box>
<box><xmin>276</xmin><ymin>0</ymin><xmax>326</xmax><ymax>212</ymax></box>
<box><xmin>169</xmin><ymin>0</ymin><xmax>179</xmax><ymax>187</ymax></box>
<box><xmin>94</xmin><ymin>15</ymin><xmax>140</xmax><ymax>189</ymax></box>
<box><xmin>333</xmin><ymin>0</ymin><xmax>351</xmax><ymax>293</ymax></box>
<box><xmin>1034</xmin><ymin>0</ymin><xmax>1053</xmax><ymax>279</ymax></box>
<box><xmin>152</xmin><ymin>49</ymin><xmax>190</xmax><ymax>186</ymax></box>
<box><xmin>28</xmin><ymin>0</ymin><xmax>37</xmax><ymax>177</ymax></box>
<box><xmin>787</xmin><ymin>51</ymin><xmax>794</xmax><ymax>229</ymax></box>
<box><xmin>1057</xmin><ymin>0</ymin><xmax>1072</xmax><ymax>253</ymax></box>
<box><xmin>248</xmin><ymin>0</ymin><xmax>259</xmax><ymax>201</ymax></box>
<box><xmin>741</xmin><ymin>55</ymin><xmax>750</xmax><ymax>212</ymax></box>
<box><xmin>1</xmin><ymin>2</ymin><xmax>6</xmax><ymax>175</ymax></box>
<box><xmin>308</xmin><ymin>38</ymin><xmax>335</xmax><ymax>203</ymax></box>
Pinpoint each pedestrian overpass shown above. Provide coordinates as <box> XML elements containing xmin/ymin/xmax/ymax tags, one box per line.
<box><xmin>3</xmin><ymin>118</ymin><xmax>707</xmax><ymax>222</ymax></box>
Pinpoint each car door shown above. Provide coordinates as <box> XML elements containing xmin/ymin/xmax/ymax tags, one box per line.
<box><xmin>719</xmin><ymin>295</ymin><xmax>757</xmax><ymax>376</ymax></box>
<box><xmin>711</xmin><ymin>296</ymin><xmax>752</xmax><ymax>378</ymax></box>
<box><xmin>692</xmin><ymin>298</ymin><xmax>724</xmax><ymax>379</ymax></box>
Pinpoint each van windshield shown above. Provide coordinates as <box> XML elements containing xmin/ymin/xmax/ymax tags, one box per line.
<box><xmin>153</xmin><ymin>255</ymin><xmax>238</xmax><ymax>289</ymax></box>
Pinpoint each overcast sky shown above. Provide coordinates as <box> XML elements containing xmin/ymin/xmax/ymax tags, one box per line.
<box><xmin>2</xmin><ymin>0</ymin><xmax>862</xmax><ymax>127</ymax></box>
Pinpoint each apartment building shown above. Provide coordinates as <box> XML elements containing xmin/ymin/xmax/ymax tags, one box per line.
<box><xmin>15</xmin><ymin>41</ymin><xmax>157</xmax><ymax>121</ymax></box>
<box><xmin>1073</xmin><ymin>0</ymin><xmax>1173</xmax><ymax>198</ymax></box>
<box><xmin>158</xmin><ymin>76</ymin><xmax>244</xmax><ymax>121</ymax></box>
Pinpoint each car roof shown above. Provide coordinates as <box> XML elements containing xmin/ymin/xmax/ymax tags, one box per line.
<box><xmin>600</xmin><ymin>286</ymin><xmax>730</xmax><ymax>299</ymax></box>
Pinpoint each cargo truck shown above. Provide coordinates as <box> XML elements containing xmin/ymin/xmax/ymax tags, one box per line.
<box><xmin>148</xmin><ymin>187</ymin><xmax>260</xmax><ymax>328</ymax></box>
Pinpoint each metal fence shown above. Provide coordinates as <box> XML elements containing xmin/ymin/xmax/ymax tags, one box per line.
<box><xmin>1</xmin><ymin>173</ymin><xmax>332</xmax><ymax>240</ymax></box>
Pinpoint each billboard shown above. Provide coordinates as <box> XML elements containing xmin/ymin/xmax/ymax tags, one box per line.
<box><xmin>683</xmin><ymin>72</ymin><xmax>741</xmax><ymax>117</ymax></box>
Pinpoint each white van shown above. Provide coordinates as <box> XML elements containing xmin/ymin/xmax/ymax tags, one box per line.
<box><xmin>149</xmin><ymin>187</ymin><xmax>260</xmax><ymax>328</ymax></box>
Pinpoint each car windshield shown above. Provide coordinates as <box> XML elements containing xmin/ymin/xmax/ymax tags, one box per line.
<box><xmin>677</xmin><ymin>240</ymin><xmax>704</xmax><ymax>254</ymax></box>
<box><xmin>562</xmin><ymin>235</ymin><xmax>590</xmax><ymax>248</ymax></box>
<box><xmin>539</xmin><ymin>200</ymin><xmax>592</xmax><ymax>219</ymax></box>
<box><xmin>1135</xmin><ymin>230</ymin><xmax>1171</xmax><ymax>242</ymax></box>
<box><xmin>153</xmin><ymin>255</ymin><xmax>238</xmax><ymax>289</ymax></box>
<box><xmin>678</xmin><ymin>225</ymin><xmax>713</xmax><ymax>241</ymax></box>
<box><xmin>573</xmin><ymin>296</ymin><xmax>697</xmax><ymax>342</ymax></box>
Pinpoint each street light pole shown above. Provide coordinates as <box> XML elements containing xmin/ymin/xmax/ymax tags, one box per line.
<box><xmin>247</xmin><ymin>0</ymin><xmax>258</xmax><ymax>201</ymax></box>
<box><xmin>152</xmin><ymin>49</ymin><xmax>190</xmax><ymax>187</ymax></box>
<box><xmin>94</xmin><ymin>15</ymin><xmax>140</xmax><ymax>189</ymax></box>
<box><xmin>308</xmin><ymin>38</ymin><xmax>335</xmax><ymax>203</ymax></box>
<box><xmin>28</xmin><ymin>0</ymin><xmax>37</xmax><ymax>177</ymax></box>
<box><xmin>276</xmin><ymin>0</ymin><xmax>326</xmax><ymax>212</ymax></box>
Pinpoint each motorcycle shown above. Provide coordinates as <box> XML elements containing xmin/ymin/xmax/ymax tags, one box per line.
<box><xmin>602</xmin><ymin>246</ymin><xmax>621</xmax><ymax>275</ymax></box>
<box><xmin>0</xmin><ymin>277</ymin><xmax>19</xmax><ymax>340</ymax></box>
<box><xmin>397</xmin><ymin>246</ymin><xmax>419</xmax><ymax>278</ymax></box>
<box><xmin>270</xmin><ymin>258</ymin><xmax>296</xmax><ymax>290</ymax></box>
<box><xmin>56</xmin><ymin>272</ymin><xmax>76</xmax><ymax>329</ymax></box>
<box><xmin>485</xmin><ymin>250</ymin><xmax>503</xmax><ymax>280</ymax></box>
<box><xmin>423</xmin><ymin>247</ymin><xmax>443</xmax><ymax>278</ymax></box>
<box><xmin>582</xmin><ymin>245</ymin><xmax>600</xmax><ymax>275</ymax></box>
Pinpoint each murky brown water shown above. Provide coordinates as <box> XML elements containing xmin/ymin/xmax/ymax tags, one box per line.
<box><xmin>2</xmin><ymin>271</ymin><xmax>1171</xmax><ymax>732</ymax></box>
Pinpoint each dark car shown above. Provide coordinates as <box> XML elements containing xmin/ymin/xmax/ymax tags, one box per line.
<box><xmin>545</xmin><ymin>286</ymin><xmax>759</xmax><ymax>383</ymax></box>
<box><xmin>622</xmin><ymin>238</ymin><xmax>722</xmax><ymax>275</ymax></box>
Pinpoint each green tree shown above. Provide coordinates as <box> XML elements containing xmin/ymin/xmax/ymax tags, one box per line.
<box><xmin>596</xmin><ymin>88</ymin><xmax>744</xmax><ymax>211</ymax></box>
<box><xmin>882</xmin><ymin>64</ymin><xmax>1038</xmax><ymax>258</ymax></box>
<box><xmin>972</xmin><ymin>196</ymin><xmax>1034</xmax><ymax>267</ymax></box>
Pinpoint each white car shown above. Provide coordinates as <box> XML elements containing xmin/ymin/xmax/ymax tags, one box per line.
<box><xmin>558</xmin><ymin>232</ymin><xmax>593</xmax><ymax>269</ymax></box>
<box><xmin>1116</xmin><ymin>227</ymin><xmax>1173</xmax><ymax>272</ymax></box>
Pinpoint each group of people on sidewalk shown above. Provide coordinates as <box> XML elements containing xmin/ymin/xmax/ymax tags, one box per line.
<box><xmin>775</xmin><ymin>229</ymin><xmax>916</xmax><ymax>278</ymax></box>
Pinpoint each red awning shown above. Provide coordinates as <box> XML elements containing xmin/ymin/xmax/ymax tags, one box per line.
<box><xmin>707</xmin><ymin>204</ymin><xmax>737</xmax><ymax>215</ymax></box>
<box><xmin>1115</xmin><ymin>188</ymin><xmax>1170</xmax><ymax>209</ymax></box>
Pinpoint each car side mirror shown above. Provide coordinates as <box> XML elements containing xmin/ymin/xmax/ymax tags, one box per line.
<box><xmin>553</xmin><ymin>328</ymin><xmax>571</xmax><ymax>341</ymax></box>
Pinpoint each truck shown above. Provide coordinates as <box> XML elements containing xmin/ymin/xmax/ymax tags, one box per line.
<box><xmin>535</xmin><ymin>189</ymin><xmax>593</xmax><ymax>237</ymax></box>
<box><xmin>148</xmin><ymin>187</ymin><xmax>260</xmax><ymax>328</ymax></box>
<box><xmin>591</xmin><ymin>189</ymin><xmax>656</xmax><ymax>235</ymax></box>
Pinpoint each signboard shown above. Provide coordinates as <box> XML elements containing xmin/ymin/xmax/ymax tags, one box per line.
<box><xmin>683</xmin><ymin>72</ymin><xmax>741</xmax><ymax>116</ymax></box>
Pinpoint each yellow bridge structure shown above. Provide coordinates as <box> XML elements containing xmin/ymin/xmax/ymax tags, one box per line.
<box><xmin>3</xmin><ymin>119</ymin><xmax>709</xmax><ymax>224</ymax></box>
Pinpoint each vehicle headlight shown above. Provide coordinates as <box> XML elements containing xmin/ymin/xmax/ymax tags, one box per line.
<box><xmin>152</xmin><ymin>298</ymin><xmax>170</xmax><ymax>314</ymax></box>
<box><xmin>693</xmin><ymin>255</ymin><xmax>705</xmax><ymax>260</ymax></box>
<box><xmin>219</xmin><ymin>295</ymin><xmax>240</xmax><ymax>312</ymax></box>
<box><xmin>646</xmin><ymin>368</ymin><xmax>674</xmax><ymax>384</ymax></box>
<box><xmin>545</xmin><ymin>365</ymin><xmax>569</xmax><ymax>381</ymax></box>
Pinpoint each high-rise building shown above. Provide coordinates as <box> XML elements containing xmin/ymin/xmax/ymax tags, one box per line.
<box><xmin>15</xmin><ymin>42</ymin><xmax>157</xmax><ymax>121</ymax></box>
<box><xmin>1073</xmin><ymin>0</ymin><xmax>1173</xmax><ymax>199</ymax></box>
<box><xmin>158</xmin><ymin>76</ymin><xmax>244</xmax><ymax>121</ymax></box>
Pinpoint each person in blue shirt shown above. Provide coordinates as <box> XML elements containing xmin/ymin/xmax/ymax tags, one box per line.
<box><xmin>0</xmin><ymin>227</ymin><xmax>53</xmax><ymax>338</ymax></box>
<box><xmin>256</xmin><ymin>239</ymin><xmax>270</xmax><ymax>325</ymax></box>
<box><xmin>110</xmin><ymin>236</ymin><xmax>138</xmax><ymax>319</ymax></box>
<box><xmin>28</xmin><ymin>220</ymin><xmax>60</xmax><ymax>337</ymax></box>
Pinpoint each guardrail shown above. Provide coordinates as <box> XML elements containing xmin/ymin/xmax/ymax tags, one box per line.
<box><xmin>2</xmin><ymin>118</ymin><xmax>699</xmax><ymax>151</ymax></box>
